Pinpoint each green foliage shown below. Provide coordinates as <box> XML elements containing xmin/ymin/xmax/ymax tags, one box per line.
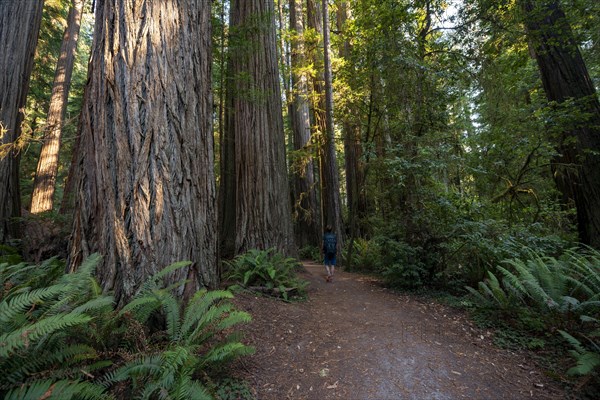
<box><xmin>20</xmin><ymin>1</ymin><xmax>94</xmax><ymax>209</ymax></box>
<box><xmin>559</xmin><ymin>329</ymin><xmax>600</xmax><ymax>376</ymax></box>
<box><xmin>379</xmin><ymin>241</ymin><xmax>428</xmax><ymax>289</ymax></box>
<box><xmin>0</xmin><ymin>254</ymin><xmax>111</xmax><ymax>398</ymax></box>
<box><xmin>345</xmin><ymin>236</ymin><xmax>434</xmax><ymax>289</ymax></box>
<box><xmin>104</xmin><ymin>262</ymin><xmax>254</xmax><ymax>398</ymax></box>
<box><xmin>467</xmin><ymin>247</ymin><xmax>600</xmax><ymax>318</ymax></box>
<box><xmin>225</xmin><ymin>249</ymin><xmax>307</xmax><ymax>301</ymax></box>
<box><xmin>466</xmin><ymin>246</ymin><xmax>600</xmax><ymax>383</ymax></box>
<box><xmin>0</xmin><ymin>245</ymin><xmax>22</xmax><ymax>265</ymax></box>
<box><xmin>0</xmin><ymin>255</ymin><xmax>253</xmax><ymax>399</ymax></box>
<box><xmin>213</xmin><ymin>378</ymin><xmax>255</xmax><ymax>400</ymax></box>
<box><xmin>298</xmin><ymin>245</ymin><xmax>321</xmax><ymax>263</ymax></box>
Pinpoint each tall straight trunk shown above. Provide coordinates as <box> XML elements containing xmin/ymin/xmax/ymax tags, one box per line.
<box><xmin>220</xmin><ymin>0</ymin><xmax>296</xmax><ymax>257</ymax></box>
<box><xmin>522</xmin><ymin>0</ymin><xmax>600</xmax><ymax>248</ymax></box>
<box><xmin>69</xmin><ymin>0</ymin><xmax>217</xmax><ymax>303</ymax></box>
<box><xmin>30</xmin><ymin>0</ymin><xmax>85</xmax><ymax>214</ymax></box>
<box><xmin>289</xmin><ymin>0</ymin><xmax>319</xmax><ymax>248</ymax></box>
<box><xmin>307</xmin><ymin>0</ymin><xmax>343</xmax><ymax>251</ymax></box>
<box><xmin>320</xmin><ymin>0</ymin><xmax>343</xmax><ymax>249</ymax></box>
<box><xmin>337</xmin><ymin>1</ymin><xmax>366</xmax><ymax>239</ymax></box>
<box><xmin>0</xmin><ymin>0</ymin><xmax>44</xmax><ymax>243</ymax></box>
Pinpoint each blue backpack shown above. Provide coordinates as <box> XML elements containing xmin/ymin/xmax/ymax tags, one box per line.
<box><xmin>323</xmin><ymin>232</ymin><xmax>337</xmax><ymax>255</ymax></box>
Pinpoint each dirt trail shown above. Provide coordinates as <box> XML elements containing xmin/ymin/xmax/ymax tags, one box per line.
<box><xmin>232</xmin><ymin>262</ymin><xmax>564</xmax><ymax>399</ymax></box>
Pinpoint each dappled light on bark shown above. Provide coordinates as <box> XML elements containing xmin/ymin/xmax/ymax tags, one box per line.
<box><xmin>69</xmin><ymin>0</ymin><xmax>217</xmax><ymax>304</ymax></box>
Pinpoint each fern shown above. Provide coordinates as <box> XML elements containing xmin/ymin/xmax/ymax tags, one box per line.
<box><xmin>1</xmin><ymin>255</ymin><xmax>253</xmax><ymax>400</ymax></box>
<box><xmin>180</xmin><ymin>290</ymin><xmax>234</xmax><ymax>340</ymax></box>
<box><xmin>0</xmin><ymin>284</ymin><xmax>69</xmax><ymax>324</ymax></box>
<box><xmin>225</xmin><ymin>248</ymin><xmax>306</xmax><ymax>299</ymax></box>
<box><xmin>203</xmin><ymin>342</ymin><xmax>255</xmax><ymax>365</ymax></box>
<box><xmin>4</xmin><ymin>379</ymin><xmax>111</xmax><ymax>400</ymax></box>
<box><xmin>0</xmin><ymin>313</ymin><xmax>93</xmax><ymax>358</ymax></box>
<box><xmin>559</xmin><ymin>330</ymin><xmax>600</xmax><ymax>376</ymax></box>
<box><xmin>1</xmin><ymin>344</ymin><xmax>98</xmax><ymax>385</ymax></box>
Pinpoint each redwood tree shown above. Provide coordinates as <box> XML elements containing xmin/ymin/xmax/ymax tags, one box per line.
<box><xmin>522</xmin><ymin>0</ymin><xmax>600</xmax><ymax>248</ymax></box>
<box><xmin>0</xmin><ymin>0</ymin><xmax>44</xmax><ymax>243</ymax></box>
<box><xmin>69</xmin><ymin>0</ymin><xmax>217</xmax><ymax>302</ymax></box>
<box><xmin>220</xmin><ymin>0</ymin><xmax>296</xmax><ymax>257</ymax></box>
<box><xmin>289</xmin><ymin>0</ymin><xmax>320</xmax><ymax>248</ymax></box>
<box><xmin>30</xmin><ymin>0</ymin><xmax>85</xmax><ymax>214</ymax></box>
<box><xmin>307</xmin><ymin>0</ymin><xmax>343</xmax><ymax>249</ymax></box>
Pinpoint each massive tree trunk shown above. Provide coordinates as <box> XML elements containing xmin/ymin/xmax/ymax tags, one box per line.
<box><xmin>307</xmin><ymin>0</ymin><xmax>343</xmax><ymax>250</ymax></box>
<box><xmin>69</xmin><ymin>0</ymin><xmax>217</xmax><ymax>303</ymax></box>
<box><xmin>220</xmin><ymin>0</ymin><xmax>296</xmax><ymax>258</ymax></box>
<box><xmin>522</xmin><ymin>0</ymin><xmax>600</xmax><ymax>248</ymax></box>
<box><xmin>30</xmin><ymin>0</ymin><xmax>85</xmax><ymax>214</ymax></box>
<box><xmin>289</xmin><ymin>0</ymin><xmax>320</xmax><ymax>248</ymax></box>
<box><xmin>0</xmin><ymin>0</ymin><xmax>44</xmax><ymax>243</ymax></box>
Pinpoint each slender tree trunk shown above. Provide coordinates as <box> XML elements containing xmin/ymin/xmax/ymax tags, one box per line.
<box><xmin>321</xmin><ymin>0</ymin><xmax>343</xmax><ymax>250</ymax></box>
<box><xmin>0</xmin><ymin>0</ymin><xmax>44</xmax><ymax>243</ymax></box>
<box><xmin>289</xmin><ymin>0</ymin><xmax>319</xmax><ymax>248</ymax></box>
<box><xmin>220</xmin><ymin>0</ymin><xmax>296</xmax><ymax>258</ymax></box>
<box><xmin>30</xmin><ymin>0</ymin><xmax>85</xmax><ymax>214</ymax></box>
<box><xmin>307</xmin><ymin>0</ymin><xmax>343</xmax><ymax>251</ymax></box>
<box><xmin>522</xmin><ymin>0</ymin><xmax>600</xmax><ymax>248</ymax></box>
<box><xmin>69</xmin><ymin>0</ymin><xmax>217</xmax><ymax>303</ymax></box>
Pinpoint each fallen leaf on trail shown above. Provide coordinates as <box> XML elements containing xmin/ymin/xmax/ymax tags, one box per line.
<box><xmin>327</xmin><ymin>381</ymin><xmax>339</xmax><ymax>389</ymax></box>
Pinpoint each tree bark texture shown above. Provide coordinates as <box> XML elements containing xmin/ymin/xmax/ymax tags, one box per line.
<box><xmin>522</xmin><ymin>0</ymin><xmax>600</xmax><ymax>248</ymax></box>
<box><xmin>289</xmin><ymin>0</ymin><xmax>320</xmax><ymax>248</ymax></box>
<box><xmin>0</xmin><ymin>0</ymin><xmax>44</xmax><ymax>243</ymax></box>
<box><xmin>220</xmin><ymin>0</ymin><xmax>296</xmax><ymax>257</ymax></box>
<box><xmin>69</xmin><ymin>0</ymin><xmax>218</xmax><ymax>303</ymax></box>
<box><xmin>309</xmin><ymin>0</ymin><xmax>343</xmax><ymax>250</ymax></box>
<box><xmin>30</xmin><ymin>0</ymin><xmax>85</xmax><ymax>214</ymax></box>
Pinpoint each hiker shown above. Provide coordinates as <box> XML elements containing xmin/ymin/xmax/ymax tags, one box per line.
<box><xmin>323</xmin><ymin>225</ymin><xmax>337</xmax><ymax>282</ymax></box>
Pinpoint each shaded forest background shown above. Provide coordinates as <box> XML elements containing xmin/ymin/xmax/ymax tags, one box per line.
<box><xmin>1</xmin><ymin>0</ymin><xmax>600</xmax><ymax>398</ymax></box>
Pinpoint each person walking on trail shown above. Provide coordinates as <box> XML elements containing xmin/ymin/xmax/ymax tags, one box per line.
<box><xmin>323</xmin><ymin>225</ymin><xmax>337</xmax><ymax>282</ymax></box>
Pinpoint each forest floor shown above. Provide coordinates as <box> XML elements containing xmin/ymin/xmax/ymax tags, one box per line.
<box><xmin>230</xmin><ymin>261</ymin><xmax>567</xmax><ymax>399</ymax></box>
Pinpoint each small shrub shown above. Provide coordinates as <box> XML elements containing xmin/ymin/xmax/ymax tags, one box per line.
<box><xmin>225</xmin><ymin>249</ymin><xmax>308</xmax><ymax>301</ymax></box>
<box><xmin>298</xmin><ymin>245</ymin><xmax>320</xmax><ymax>262</ymax></box>
<box><xmin>381</xmin><ymin>242</ymin><xmax>429</xmax><ymax>289</ymax></box>
<box><xmin>343</xmin><ymin>238</ymin><xmax>378</xmax><ymax>272</ymax></box>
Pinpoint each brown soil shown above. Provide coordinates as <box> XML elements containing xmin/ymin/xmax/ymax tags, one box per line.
<box><xmin>231</xmin><ymin>262</ymin><xmax>566</xmax><ymax>399</ymax></box>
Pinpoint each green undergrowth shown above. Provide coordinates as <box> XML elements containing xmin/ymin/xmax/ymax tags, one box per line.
<box><xmin>462</xmin><ymin>246</ymin><xmax>600</xmax><ymax>396</ymax></box>
<box><xmin>224</xmin><ymin>248</ymin><xmax>308</xmax><ymax>301</ymax></box>
<box><xmin>298</xmin><ymin>245</ymin><xmax>321</xmax><ymax>263</ymax></box>
<box><xmin>0</xmin><ymin>254</ymin><xmax>254</xmax><ymax>400</ymax></box>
